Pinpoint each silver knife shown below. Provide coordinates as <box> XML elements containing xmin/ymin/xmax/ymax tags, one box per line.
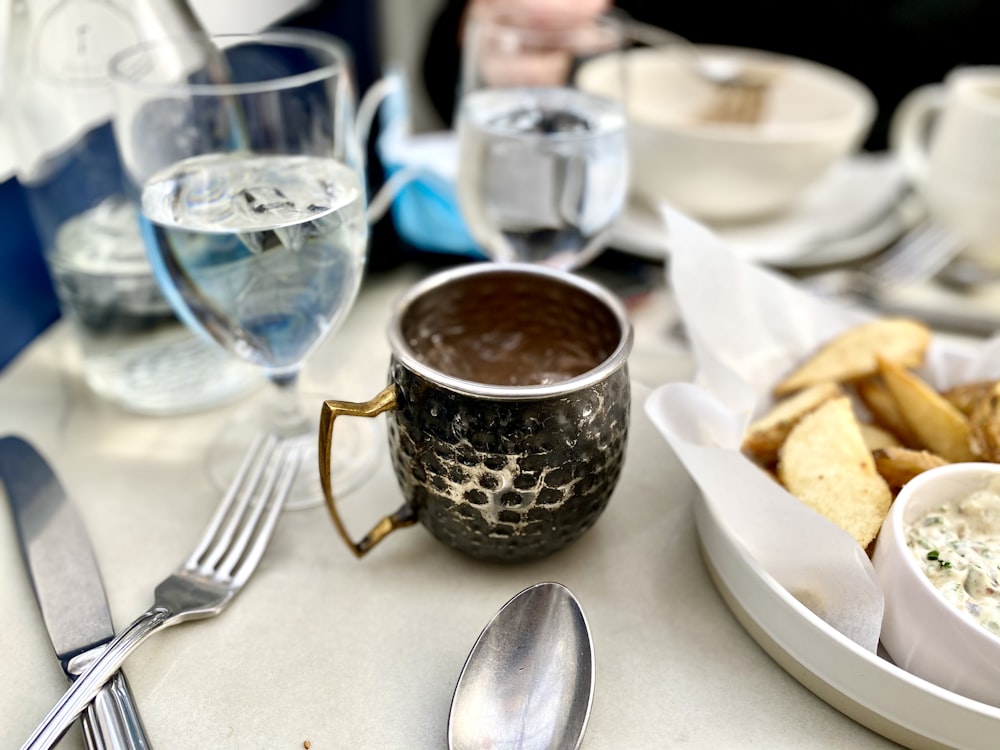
<box><xmin>0</xmin><ymin>435</ymin><xmax>152</xmax><ymax>750</ymax></box>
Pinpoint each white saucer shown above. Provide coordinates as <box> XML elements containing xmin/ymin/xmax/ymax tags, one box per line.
<box><xmin>611</xmin><ymin>153</ymin><xmax>922</xmax><ymax>270</ymax></box>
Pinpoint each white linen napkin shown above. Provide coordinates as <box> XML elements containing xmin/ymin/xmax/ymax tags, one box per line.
<box><xmin>644</xmin><ymin>214</ymin><xmax>1000</xmax><ymax>652</ymax></box>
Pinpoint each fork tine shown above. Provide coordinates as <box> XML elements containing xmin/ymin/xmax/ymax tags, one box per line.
<box><xmin>870</xmin><ymin>221</ymin><xmax>962</xmax><ymax>285</ymax></box>
<box><xmin>227</xmin><ymin>442</ymin><xmax>300</xmax><ymax>587</ymax></box>
<box><xmin>873</xmin><ymin>223</ymin><xmax>941</xmax><ymax>273</ymax></box>
<box><xmin>216</xmin><ymin>440</ymin><xmax>292</xmax><ymax>579</ymax></box>
<box><xmin>210</xmin><ymin>437</ymin><xmax>284</xmax><ymax>577</ymax></box>
<box><xmin>187</xmin><ymin>432</ymin><xmax>277</xmax><ymax>572</ymax></box>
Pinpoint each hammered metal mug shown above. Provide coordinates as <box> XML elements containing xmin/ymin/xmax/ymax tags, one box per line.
<box><xmin>318</xmin><ymin>262</ymin><xmax>633</xmax><ymax>562</ymax></box>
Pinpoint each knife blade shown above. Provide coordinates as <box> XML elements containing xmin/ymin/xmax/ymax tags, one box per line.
<box><xmin>0</xmin><ymin>435</ymin><xmax>152</xmax><ymax>750</ymax></box>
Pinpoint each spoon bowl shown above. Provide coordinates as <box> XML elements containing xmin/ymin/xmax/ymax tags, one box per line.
<box><xmin>447</xmin><ymin>581</ymin><xmax>595</xmax><ymax>750</ymax></box>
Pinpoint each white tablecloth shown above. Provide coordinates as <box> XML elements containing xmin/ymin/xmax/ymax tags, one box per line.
<box><xmin>0</xmin><ymin>262</ymin><xmax>903</xmax><ymax>749</ymax></box>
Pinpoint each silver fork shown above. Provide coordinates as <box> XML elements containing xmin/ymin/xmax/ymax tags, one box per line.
<box><xmin>802</xmin><ymin>219</ymin><xmax>967</xmax><ymax>300</ymax></box>
<box><xmin>20</xmin><ymin>432</ymin><xmax>301</xmax><ymax>750</ymax></box>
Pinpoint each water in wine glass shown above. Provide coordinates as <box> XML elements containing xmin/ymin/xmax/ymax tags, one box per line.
<box><xmin>140</xmin><ymin>152</ymin><xmax>367</xmax><ymax>379</ymax></box>
<box><xmin>109</xmin><ymin>29</ymin><xmax>378</xmax><ymax>510</ymax></box>
<box><xmin>457</xmin><ymin>86</ymin><xmax>628</xmax><ymax>269</ymax></box>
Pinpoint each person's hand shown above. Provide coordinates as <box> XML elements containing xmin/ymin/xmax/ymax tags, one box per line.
<box><xmin>467</xmin><ymin>0</ymin><xmax>612</xmax><ymax>29</ymax></box>
<box><xmin>462</xmin><ymin>0</ymin><xmax>619</xmax><ymax>90</ymax></box>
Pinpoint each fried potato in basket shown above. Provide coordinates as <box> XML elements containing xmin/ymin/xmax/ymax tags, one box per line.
<box><xmin>742</xmin><ymin>315</ymin><xmax>1000</xmax><ymax>551</ymax></box>
<box><xmin>854</xmin><ymin>375</ymin><xmax>922</xmax><ymax>448</ymax></box>
<box><xmin>871</xmin><ymin>446</ymin><xmax>950</xmax><ymax>492</ymax></box>
<box><xmin>777</xmin><ymin>396</ymin><xmax>893</xmax><ymax>549</ymax></box>
<box><xmin>968</xmin><ymin>382</ymin><xmax>1000</xmax><ymax>462</ymax></box>
<box><xmin>858</xmin><ymin>422</ymin><xmax>901</xmax><ymax>451</ymax></box>
<box><xmin>742</xmin><ymin>382</ymin><xmax>843</xmax><ymax>465</ymax></box>
<box><xmin>773</xmin><ymin>318</ymin><xmax>931</xmax><ymax>397</ymax></box>
<box><xmin>876</xmin><ymin>355</ymin><xmax>975</xmax><ymax>463</ymax></box>
<box><xmin>943</xmin><ymin>379</ymin><xmax>1000</xmax><ymax>417</ymax></box>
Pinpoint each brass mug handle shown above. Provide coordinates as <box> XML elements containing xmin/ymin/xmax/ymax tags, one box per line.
<box><xmin>318</xmin><ymin>384</ymin><xmax>417</xmax><ymax>557</ymax></box>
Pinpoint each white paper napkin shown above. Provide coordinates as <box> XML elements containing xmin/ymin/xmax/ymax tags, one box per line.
<box><xmin>644</xmin><ymin>215</ymin><xmax>1000</xmax><ymax>652</ymax></box>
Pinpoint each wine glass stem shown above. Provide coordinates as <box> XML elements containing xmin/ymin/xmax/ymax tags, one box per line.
<box><xmin>269</xmin><ymin>371</ymin><xmax>310</xmax><ymax>439</ymax></box>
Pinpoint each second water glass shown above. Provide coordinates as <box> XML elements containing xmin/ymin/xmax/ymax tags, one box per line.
<box><xmin>455</xmin><ymin>10</ymin><xmax>630</xmax><ymax>271</ymax></box>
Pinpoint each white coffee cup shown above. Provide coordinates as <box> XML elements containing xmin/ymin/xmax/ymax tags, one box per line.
<box><xmin>890</xmin><ymin>66</ymin><xmax>1000</xmax><ymax>268</ymax></box>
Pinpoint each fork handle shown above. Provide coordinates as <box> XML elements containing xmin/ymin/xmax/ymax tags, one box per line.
<box><xmin>80</xmin><ymin>671</ymin><xmax>153</xmax><ymax>750</ymax></box>
<box><xmin>22</xmin><ymin>607</ymin><xmax>173</xmax><ymax>750</ymax></box>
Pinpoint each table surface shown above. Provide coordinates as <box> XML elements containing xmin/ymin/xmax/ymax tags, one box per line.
<box><xmin>0</xmin><ymin>257</ymin><xmax>906</xmax><ymax>749</ymax></box>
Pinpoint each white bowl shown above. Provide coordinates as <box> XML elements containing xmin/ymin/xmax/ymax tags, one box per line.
<box><xmin>576</xmin><ymin>45</ymin><xmax>876</xmax><ymax>223</ymax></box>
<box><xmin>871</xmin><ymin>462</ymin><xmax>1000</xmax><ymax>708</ymax></box>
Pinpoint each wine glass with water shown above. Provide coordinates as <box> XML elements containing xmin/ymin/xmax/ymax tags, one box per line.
<box><xmin>109</xmin><ymin>29</ymin><xmax>373</xmax><ymax>509</ymax></box>
<box><xmin>456</xmin><ymin>10</ymin><xmax>630</xmax><ymax>271</ymax></box>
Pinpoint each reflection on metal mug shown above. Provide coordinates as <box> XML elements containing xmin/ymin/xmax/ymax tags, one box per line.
<box><xmin>318</xmin><ymin>263</ymin><xmax>633</xmax><ymax>563</ymax></box>
<box><xmin>890</xmin><ymin>66</ymin><xmax>1000</xmax><ymax>269</ymax></box>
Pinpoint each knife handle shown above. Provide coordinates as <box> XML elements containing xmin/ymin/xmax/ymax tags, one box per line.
<box><xmin>79</xmin><ymin>671</ymin><xmax>152</xmax><ymax>750</ymax></box>
<box><xmin>26</xmin><ymin>607</ymin><xmax>173</xmax><ymax>750</ymax></box>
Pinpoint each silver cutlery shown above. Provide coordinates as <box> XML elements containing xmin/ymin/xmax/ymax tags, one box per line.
<box><xmin>801</xmin><ymin>221</ymin><xmax>1000</xmax><ymax>336</ymax></box>
<box><xmin>19</xmin><ymin>432</ymin><xmax>300</xmax><ymax>750</ymax></box>
<box><xmin>448</xmin><ymin>582</ymin><xmax>595</xmax><ymax>750</ymax></box>
<box><xmin>853</xmin><ymin>298</ymin><xmax>1000</xmax><ymax>337</ymax></box>
<box><xmin>0</xmin><ymin>435</ymin><xmax>152</xmax><ymax>750</ymax></box>
<box><xmin>934</xmin><ymin>254</ymin><xmax>1000</xmax><ymax>293</ymax></box>
<box><xmin>801</xmin><ymin>219</ymin><xmax>967</xmax><ymax>300</ymax></box>
<box><xmin>623</xmin><ymin>19</ymin><xmax>773</xmax><ymax>124</ymax></box>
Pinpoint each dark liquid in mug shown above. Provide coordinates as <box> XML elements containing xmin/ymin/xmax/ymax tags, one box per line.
<box><xmin>402</xmin><ymin>271</ymin><xmax>623</xmax><ymax>386</ymax></box>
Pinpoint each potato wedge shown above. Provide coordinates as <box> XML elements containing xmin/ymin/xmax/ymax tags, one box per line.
<box><xmin>777</xmin><ymin>396</ymin><xmax>893</xmax><ymax>549</ymax></box>
<box><xmin>742</xmin><ymin>382</ymin><xmax>843</xmax><ymax>465</ymax></box>
<box><xmin>854</xmin><ymin>375</ymin><xmax>921</xmax><ymax>448</ymax></box>
<box><xmin>858</xmin><ymin>421</ymin><xmax>901</xmax><ymax>452</ymax></box>
<box><xmin>876</xmin><ymin>356</ymin><xmax>975</xmax><ymax>462</ymax></box>
<box><xmin>968</xmin><ymin>382</ymin><xmax>1000</xmax><ymax>461</ymax></box>
<box><xmin>872</xmin><ymin>446</ymin><xmax>949</xmax><ymax>492</ymax></box>
<box><xmin>774</xmin><ymin>318</ymin><xmax>931</xmax><ymax>396</ymax></box>
<box><xmin>942</xmin><ymin>379</ymin><xmax>1000</xmax><ymax>417</ymax></box>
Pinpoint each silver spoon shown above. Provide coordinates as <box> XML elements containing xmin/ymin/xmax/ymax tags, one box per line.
<box><xmin>448</xmin><ymin>582</ymin><xmax>595</xmax><ymax>750</ymax></box>
<box><xmin>623</xmin><ymin>19</ymin><xmax>776</xmax><ymax>123</ymax></box>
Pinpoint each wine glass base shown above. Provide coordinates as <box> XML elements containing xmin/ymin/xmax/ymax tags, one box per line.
<box><xmin>205</xmin><ymin>391</ymin><xmax>384</xmax><ymax>511</ymax></box>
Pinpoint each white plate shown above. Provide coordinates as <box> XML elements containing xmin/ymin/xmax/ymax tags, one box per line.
<box><xmin>611</xmin><ymin>153</ymin><xmax>921</xmax><ymax>269</ymax></box>
<box><xmin>694</xmin><ymin>491</ymin><xmax>1000</xmax><ymax>750</ymax></box>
